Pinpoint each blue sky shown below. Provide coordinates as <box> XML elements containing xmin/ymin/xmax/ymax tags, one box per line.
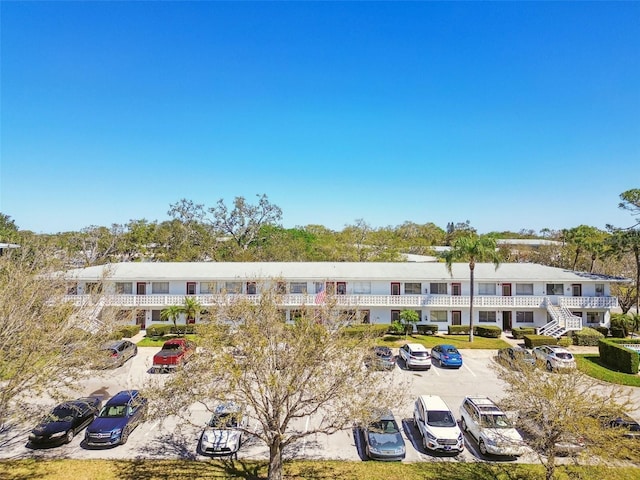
<box><xmin>1</xmin><ymin>2</ymin><xmax>638</xmax><ymax>235</ymax></box>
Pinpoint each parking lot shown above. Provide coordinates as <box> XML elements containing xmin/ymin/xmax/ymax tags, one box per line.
<box><xmin>3</xmin><ymin>345</ymin><xmax>639</xmax><ymax>464</ymax></box>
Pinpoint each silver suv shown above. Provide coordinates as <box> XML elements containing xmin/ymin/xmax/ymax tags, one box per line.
<box><xmin>459</xmin><ymin>396</ymin><xmax>525</xmax><ymax>457</ymax></box>
<box><xmin>413</xmin><ymin>395</ymin><xmax>463</xmax><ymax>453</ymax></box>
<box><xmin>398</xmin><ymin>343</ymin><xmax>431</xmax><ymax>370</ymax></box>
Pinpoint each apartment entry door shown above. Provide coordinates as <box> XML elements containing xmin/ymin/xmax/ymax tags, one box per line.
<box><xmin>502</xmin><ymin>311</ymin><xmax>512</xmax><ymax>331</ymax></box>
<box><xmin>451</xmin><ymin>311</ymin><xmax>462</xmax><ymax>326</ymax></box>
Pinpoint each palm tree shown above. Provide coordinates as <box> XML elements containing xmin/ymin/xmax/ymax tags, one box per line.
<box><xmin>160</xmin><ymin>304</ymin><xmax>184</xmax><ymax>331</ymax></box>
<box><xmin>443</xmin><ymin>234</ymin><xmax>502</xmax><ymax>342</ymax></box>
<box><xmin>182</xmin><ymin>296</ymin><xmax>203</xmax><ymax>325</ymax></box>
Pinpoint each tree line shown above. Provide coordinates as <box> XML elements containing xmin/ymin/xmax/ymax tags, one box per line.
<box><xmin>1</xmin><ymin>189</ymin><xmax>639</xmax><ymax>312</ymax></box>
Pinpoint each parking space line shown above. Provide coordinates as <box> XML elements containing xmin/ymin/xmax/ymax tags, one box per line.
<box><xmin>431</xmin><ymin>367</ymin><xmax>440</xmax><ymax>376</ymax></box>
<box><xmin>462</xmin><ymin>364</ymin><xmax>476</xmax><ymax>376</ymax></box>
<box><xmin>144</xmin><ymin>420</ymin><xmax>159</xmax><ymax>436</ymax></box>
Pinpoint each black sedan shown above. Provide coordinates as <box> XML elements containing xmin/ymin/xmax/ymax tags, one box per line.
<box><xmin>29</xmin><ymin>397</ymin><xmax>102</xmax><ymax>447</ymax></box>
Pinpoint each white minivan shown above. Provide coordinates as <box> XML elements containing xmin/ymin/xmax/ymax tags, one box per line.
<box><xmin>413</xmin><ymin>395</ymin><xmax>463</xmax><ymax>453</ymax></box>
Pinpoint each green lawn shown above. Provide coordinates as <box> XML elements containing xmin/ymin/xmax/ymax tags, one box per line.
<box><xmin>575</xmin><ymin>354</ymin><xmax>640</xmax><ymax>387</ymax></box>
<box><xmin>1</xmin><ymin>459</ymin><xmax>638</xmax><ymax>480</ymax></box>
<box><xmin>378</xmin><ymin>333</ymin><xmax>511</xmax><ymax>349</ymax></box>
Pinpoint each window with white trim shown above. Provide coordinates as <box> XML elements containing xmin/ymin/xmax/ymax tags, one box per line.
<box><xmin>404</xmin><ymin>283</ymin><xmax>422</xmax><ymax>294</ymax></box>
<box><xmin>200</xmin><ymin>282</ymin><xmax>216</xmax><ymax>294</ymax></box>
<box><xmin>516</xmin><ymin>283</ymin><xmax>534</xmax><ymax>295</ymax></box>
<box><xmin>115</xmin><ymin>282</ymin><xmax>133</xmax><ymax>294</ymax></box>
<box><xmin>478</xmin><ymin>283</ymin><xmax>496</xmax><ymax>295</ymax></box>
<box><xmin>516</xmin><ymin>311</ymin><xmax>534</xmax><ymax>323</ymax></box>
<box><xmin>546</xmin><ymin>284</ymin><xmax>564</xmax><ymax>295</ymax></box>
<box><xmin>430</xmin><ymin>311</ymin><xmax>448</xmax><ymax>322</ymax></box>
<box><xmin>587</xmin><ymin>311</ymin><xmax>603</xmax><ymax>323</ymax></box>
<box><xmin>352</xmin><ymin>282</ymin><xmax>371</xmax><ymax>294</ymax></box>
<box><xmin>478</xmin><ymin>311</ymin><xmax>497</xmax><ymax>322</ymax></box>
<box><xmin>430</xmin><ymin>283</ymin><xmax>447</xmax><ymax>294</ymax></box>
<box><xmin>290</xmin><ymin>282</ymin><xmax>308</xmax><ymax>294</ymax></box>
<box><xmin>595</xmin><ymin>284</ymin><xmax>604</xmax><ymax>297</ymax></box>
<box><xmin>152</xmin><ymin>282</ymin><xmax>169</xmax><ymax>294</ymax></box>
<box><xmin>225</xmin><ymin>281</ymin><xmax>242</xmax><ymax>293</ymax></box>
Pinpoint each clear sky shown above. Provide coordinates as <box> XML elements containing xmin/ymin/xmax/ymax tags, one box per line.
<box><xmin>1</xmin><ymin>2</ymin><xmax>638</xmax><ymax>235</ymax></box>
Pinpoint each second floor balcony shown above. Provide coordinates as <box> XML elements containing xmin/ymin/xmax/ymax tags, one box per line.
<box><xmin>63</xmin><ymin>293</ymin><xmax>619</xmax><ymax>310</ymax></box>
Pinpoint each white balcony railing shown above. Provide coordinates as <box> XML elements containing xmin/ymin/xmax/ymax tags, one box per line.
<box><xmin>61</xmin><ymin>293</ymin><xmax>618</xmax><ymax>310</ymax></box>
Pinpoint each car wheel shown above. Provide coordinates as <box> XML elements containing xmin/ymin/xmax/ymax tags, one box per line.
<box><xmin>479</xmin><ymin>439</ymin><xmax>488</xmax><ymax>455</ymax></box>
<box><xmin>120</xmin><ymin>428</ymin><xmax>129</xmax><ymax>445</ymax></box>
<box><xmin>65</xmin><ymin>430</ymin><xmax>74</xmax><ymax>444</ymax></box>
<box><xmin>461</xmin><ymin>418</ymin><xmax>467</xmax><ymax>432</ymax></box>
<box><xmin>546</xmin><ymin>361</ymin><xmax>553</xmax><ymax>372</ymax></box>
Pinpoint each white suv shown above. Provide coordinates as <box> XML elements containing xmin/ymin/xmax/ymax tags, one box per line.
<box><xmin>459</xmin><ymin>396</ymin><xmax>526</xmax><ymax>457</ymax></box>
<box><xmin>398</xmin><ymin>343</ymin><xmax>431</xmax><ymax>370</ymax></box>
<box><xmin>413</xmin><ymin>395</ymin><xmax>463</xmax><ymax>453</ymax></box>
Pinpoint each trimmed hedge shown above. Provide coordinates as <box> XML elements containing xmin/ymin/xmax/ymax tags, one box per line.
<box><xmin>342</xmin><ymin>324</ymin><xmax>390</xmax><ymax>338</ymax></box>
<box><xmin>571</xmin><ymin>327</ymin><xmax>604</xmax><ymax>346</ymax></box>
<box><xmin>512</xmin><ymin>327</ymin><xmax>536</xmax><ymax>339</ymax></box>
<box><xmin>448</xmin><ymin>325</ymin><xmax>471</xmax><ymax>335</ymax></box>
<box><xmin>610</xmin><ymin>327</ymin><xmax>627</xmax><ymax>338</ymax></box>
<box><xmin>416</xmin><ymin>324</ymin><xmax>440</xmax><ymax>335</ymax></box>
<box><xmin>598</xmin><ymin>338</ymin><xmax>640</xmax><ymax>374</ymax></box>
<box><xmin>475</xmin><ymin>325</ymin><xmax>502</xmax><ymax>338</ymax></box>
<box><xmin>146</xmin><ymin>324</ymin><xmax>173</xmax><ymax>337</ymax></box>
<box><xmin>557</xmin><ymin>336</ymin><xmax>572</xmax><ymax>347</ymax></box>
<box><xmin>523</xmin><ymin>334</ymin><xmax>558</xmax><ymax>348</ymax></box>
<box><xmin>109</xmin><ymin>324</ymin><xmax>141</xmax><ymax>340</ymax></box>
<box><xmin>594</xmin><ymin>326</ymin><xmax>609</xmax><ymax>337</ymax></box>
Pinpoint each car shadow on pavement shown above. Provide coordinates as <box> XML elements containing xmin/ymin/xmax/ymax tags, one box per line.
<box><xmin>351</xmin><ymin>426</ymin><xmax>369</xmax><ymax>461</ymax></box>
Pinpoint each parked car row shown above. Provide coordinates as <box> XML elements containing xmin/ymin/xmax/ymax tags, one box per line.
<box><xmin>396</xmin><ymin>343</ymin><xmax>463</xmax><ymax>370</ymax></box>
<box><xmin>28</xmin><ymin>390</ymin><xmax>147</xmax><ymax>449</ymax></box>
<box><xmin>496</xmin><ymin>345</ymin><xmax>576</xmax><ymax>371</ymax></box>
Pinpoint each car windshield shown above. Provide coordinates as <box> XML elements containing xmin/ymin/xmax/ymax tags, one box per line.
<box><xmin>163</xmin><ymin>343</ymin><xmax>181</xmax><ymax>350</ymax></box>
<box><xmin>46</xmin><ymin>407</ymin><xmax>76</xmax><ymax>422</ymax></box>
<box><xmin>444</xmin><ymin>347</ymin><xmax>459</xmax><ymax>354</ymax></box>
<box><xmin>208</xmin><ymin>413</ymin><xmax>240</xmax><ymax>428</ymax></box>
<box><xmin>376</xmin><ymin>348</ymin><xmax>392</xmax><ymax>358</ymax></box>
<box><xmin>99</xmin><ymin>405</ymin><xmax>127</xmax><ymax>418</ymax></box>
<box><xmin>427</xmin><ymin>410</ymin><xmax>457</xmax><ymax>427</ymax></box>
<box><xmin>369</xmin><ymin>419</ymin><xmax>400</xmax><ymax>434</ymax></box>
<box><xmin>481</xmin><ymin>413</ymin><xmax>513</xmax><ymax>428</ymax></box>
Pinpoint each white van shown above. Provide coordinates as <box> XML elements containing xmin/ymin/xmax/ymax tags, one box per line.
<box><xmin>413</xmin><ymin>395</ymin><xmax>463</xmax><ymax>453</ymax></box>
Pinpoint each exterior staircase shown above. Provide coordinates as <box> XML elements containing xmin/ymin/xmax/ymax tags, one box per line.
<box><xmin>74</xmin><ymin>296</ymin><xmax>106</xmax><ymax>334</ymax></box>
<box><xmin>536</xmin><ymin>299</ymin><xmax>583</xmax><ymax>338</ymax></box>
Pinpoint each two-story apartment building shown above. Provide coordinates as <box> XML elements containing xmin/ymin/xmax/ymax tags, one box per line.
<box><xmin>62</xmin><ymin>262</ymin><xmax>628</xmax><ymax>336</ymax></box>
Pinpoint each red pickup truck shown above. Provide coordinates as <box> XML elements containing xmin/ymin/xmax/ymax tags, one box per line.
<box><xmin>152</xmin><ymin>338</ymin><xmax>195</xmax><ymax>372</ymax></box>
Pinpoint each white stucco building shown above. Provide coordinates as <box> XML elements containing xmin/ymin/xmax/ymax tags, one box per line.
<box><xmin>62</xmin><ymin>262</ymin><xmax>628</xmax><ymax>336</ymax></box>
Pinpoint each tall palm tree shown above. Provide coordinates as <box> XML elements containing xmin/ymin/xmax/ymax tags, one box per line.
<box><xmin>160</xmin><ymin>304</ymin><xmax>184</xmax><ymax>331</ymax></box>
<box><xmin>443</xmin><ymin>234</ymin><xmax>502</xmax><ymax>342</ymax></box>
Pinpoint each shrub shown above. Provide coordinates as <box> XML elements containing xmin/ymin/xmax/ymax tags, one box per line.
<box><xmin>171</xmin><ymin>324</ymin><xmax>198</xmax><ymax>335</ymax></box>
<box><xmin>610</xmin><ymin>314</ymin><xmax>630</xmax><ymax>337</ymax></box>
<box><xmin>475</xmin><ymin>325</ymin><xmax>502</xmax><ymax>338</ymax></box>
<box><xmin>523</xmin><ymin>334</ymin><xmax>558</xmax><ymax>348</ymax></box>
<box><xmin>146</xmin><ymin>324</ymin><xmax>172</xmax><ymax>337</ymax></box>
<box><xmin>115</xmin><ymin>325</ymin><xmax>141</xmax><ymax>339</ymax></box>
<box><xmin>610</xmin><ymin>327</ymin><xmax>627</xmax><ymax>338</ymax></box>
<box><xmin>599</xmin><ymin>338</ymin><xmax>640</xmax><ymax>374</ymax></box>
<box><xmin>342</xmin><ymin>324</ymin><xmax>390</xmax><ymax>338</ymax></box>
<box><xmin>571</xmin><ymin>327</ymin><xmax>605</xmax><ymax>346</ymax></box>
<box><xmin>511</xmin><ymin>327</ymin><xmax>536</xmax><ymax>339</ymax></box>
<box><xmin>557</xmin><ymin>336</ymin><xmax>572</xmax><ymax>347</ymax></box>
<box><xmin>594</xmin><ymin>326</ymin><xmax>609</xmax><ymax>337</ymax></box>
<box><xmin>448</xmin><ymin>325</ymin><xmax>470</xmax><ymax>335</ymax></box>
<box><xmin>416</xmin><ymin>324</ymin><xmax>440</xmax><ymax>335</ymax></box>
